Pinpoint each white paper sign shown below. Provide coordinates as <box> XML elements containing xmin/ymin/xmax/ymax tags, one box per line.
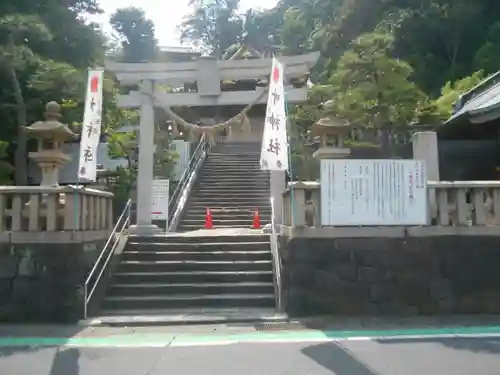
<box><xmin>151</xmin><ymin>179</ymin><xmax>170</xmax><ymax>220</ymax></box>
<box><xmin>78</xmin><ymin>69</ymin><xmax>104</xmax><ymax>182</ymax></box>
<box><xmin>260</xmin><ymin>57</ymin><xmax>289</xmax><ymax>171</ymax></box>
<box><xmin>320</xmin><ymin>159</ymin><xmax>427</xmax><ymax>226</ymax></box>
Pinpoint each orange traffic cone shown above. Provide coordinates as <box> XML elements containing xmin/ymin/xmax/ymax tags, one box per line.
<box><xmin>251</xmin><ymin>209</ymin><xmax>261</xmax><ymax>229</ymax></box>
<box><xmin>204</xmin><ymin>208</ymin><xmax>213</xmax><ymax>229</ymax></box>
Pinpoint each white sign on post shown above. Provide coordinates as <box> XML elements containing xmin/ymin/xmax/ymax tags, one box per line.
<box><xmin>78</xmin><ymin>69</ymin><xmax>104</xmax><ymax>182</ymax></box>
<box><xmin>320</xmin><ymin>159</ymin><xmax>427</xmax><ymax>226</ymax></box>
<box><xmin>151</xmin><ymin>179</ymin><xmax>169</xmax><ymax>223</ymax></box>
<box><xmin>260</xmin><ymin>57</ymin><xmax>289</xmax><ymax>171</ymax></box>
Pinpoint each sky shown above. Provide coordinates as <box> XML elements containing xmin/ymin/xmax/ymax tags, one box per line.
<box><xmin>93</xmin><ymin>0</ymin><xmax>279</xmax><ymax>47</ymax></box>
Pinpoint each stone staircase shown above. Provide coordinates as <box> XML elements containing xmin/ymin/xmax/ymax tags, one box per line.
<box><xmin>100</xmin><ymin>234</ymin><xmax>275</xmax><ymax>316</ymax></box>
<box><xmin>178</xmin><ymin>142</ymin><xmax>271</xmax><ymax>231</ymax></box>
<box><xmin>98</xmin><ymin>142</ymin><xmax>276</xmax><ymax>318</ymax></box>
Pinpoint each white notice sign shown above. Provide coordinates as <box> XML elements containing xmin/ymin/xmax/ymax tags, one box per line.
<box><xmin>151</xmin><ymin>179</ymin><xmax>170</xmax><ymax>220</ymax></box>
<box><xmin>320</xmin><ymin>159</ymin><xmax>427</xmax><ymax>226</ymax></box>
<box><xmin>260</xmin><ymin>57</ymin><xmax>289</xmax><ymax>171</ymax></box>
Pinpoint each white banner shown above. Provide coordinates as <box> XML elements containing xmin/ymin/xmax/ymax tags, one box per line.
<box><xmin>151</xmin><ymin>179</ymin><xmax>170</xmax><ymax>221</ymax></box>
<box><xmin>78</xmin><ymin>69</ymin><xmax>104</xmax><ymax>182</ymax></box>
<box><xmin>260</xmin><ymin>57</ymin><xmax>289</xmax><ymax>171</ymax></box>
<box><xmin>320</xmin><ymin>159</ymin><xmax>427</xmax><ymax>226</ymax></box>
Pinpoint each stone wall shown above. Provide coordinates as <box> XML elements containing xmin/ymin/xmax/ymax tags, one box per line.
<box><xmin>279</xmin><ymin>235</ymin><xmax>500</xmax><ymax>316</ymax></box>
<box><xmin>0</xmin><ymin>240</ymin><xmax>104</xmax><ymax>322</ymax></box>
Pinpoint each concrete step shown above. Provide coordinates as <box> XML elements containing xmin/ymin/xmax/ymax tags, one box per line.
<box><xmin>181</xmin><ymin>216</ymin><xmax>270</xmax><ymax>223</ymax></box>
<box><xmin>108</xmin><ymin>281</ymin><xmax>274</xmax><ymax>297</ymax></box>
<box><xmin>188</xmin><ymin>200</ymin><xmax>268</xmax><ymax>206</ymax></box>
<box><xmin>200</xmin><ymin>172</ymin><xmax>265</xmax><ymax>177</ymax></box>
<box><xmin>191</xmin><ymin>192</ymin><xmax>270</xmax><ymax>198</ymax></box>
<box><xmin>179</xmin><ymin>219</ymin><xmax>264</xmax><ymax>227</ymax></box>
<box><xmin>189</xmin><ymin>196</ymin><xmax>270</xmax><ymax>201</ymax></box>
<box><xmin>190</xmin><ymin>195</ymin><xmax>269</xmax><ymax>202</ymax></box>
<box><xmin>185</xmin><ymin>206</ymin><xmax>271</xmax><ymax>212</ymax></box>
<box><xmin>197</xmin><ymin>180</ymin><xmax>269</xmax><ymax>185</ymax></box>
<box><xmin>202</xmin><ymin>165</ymin><xmax>264</xmax><ymax>169</ymax></box>
<box><xmin>203</xmin><ymin>165</ymin><xmax>260</xmax><ymax>170</ymax></box>
<box><xmin>188</xmin><ymin>202</ymin><xmax>270</xmax><ymax>208</ymax></box>
<box><xmin>195</xmin><ymin>179</ymin><xmax>269</xmax><ymax>184</ymax></box>
<box><xmin>208</xmin><ymin>151</ymin><xmax>261</xmax><ymax>155</ymax></box>
<box><xmin>122</xmin><ymin>250</ymin><xmax>271</xmax><ymax>262</ymax></box>
<box><xmin>117</xmin><ymin>260</ymin><xmax>270</xmax><ymax>273</ymax></box>
<box><xmin>203</xmin><ymin>163</ymin><xmax>260</xmax><ymax>168</ymax></box>
<box><xmin>183</xmin><ymin>213</ymin><xmax>270</xmax><ymax>221</ymax></box>
<box><xmin>203</xmin><ymin>159</ymin><xmax>262</xmax><ymax>163</ymax></box>
<box><xmin>210</xmin><ymin>147</ymin><xmax>261</xmax><ymax>152</ymax></box>
<box><xmin>177</xmin><ymin>224</ymin><xmax>270</xmax><ymax>231</ymax></box>
<box><xmin>200</xmin><ymin>171</ymin><xmax>266</xmax><ymax>176</ymax></box>
<box><xmin>184</xmin><ymin>207</ymin><xmax>271</xmax><ymax>213</ymax></box>
<box><xmin>112</xmin><ymin>270</ymin><xmax>273</xmax><ymax>284</ymax></box>
<box><xmin>194</xmin><ymin>184</ymin><xmax>269</xmax><ymax>190</ymax></box>
<box><xmin>126</xmin><ymin>241</ymin><xmax>271</xmax><ymax>251</ymax></box>
<box><xmin>128</xmin><ymin>234</ymin><xmax>270</xmax><ymax>244</ymax></box>
<box><xmin>92</xmin><ymin>308</ymin><xmax>285</xmax><ymax>326</ymax></box>
<box><xmin>194</xmin><ymin>188</ymin><xmax>270</xmax><ymax>193</ymax></box>
<box><xmin>101</xmin><ymin>294</ymin><xmax>275</xmax><ymax>310</ymax></box>
<box><xmin>205</xmin><ymin>158</ymin><xmax>260</xmax><ymax>163</ymax></box>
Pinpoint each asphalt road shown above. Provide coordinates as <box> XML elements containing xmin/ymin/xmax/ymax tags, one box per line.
<box><xmin>1</xmin><ymin>336</ymin><xmax>500</xmax><ymax>375</ymax></box>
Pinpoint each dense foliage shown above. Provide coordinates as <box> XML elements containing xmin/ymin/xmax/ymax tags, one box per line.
<box><xmin>0</xmin><ymin>1</ymin><xmax>170</xmax><ymax>190</ymax></box>
<box><xmin>179</xmin><ymin>0</ymin><xmax>500</xmax><ymax>178</ymax></box>
<box><xmin>180</xmin><ymin>0</ymin><xmax>500</xmax><ymax>125</ymax></box>
<box><xmin>1</xmin><ymin>0</ymin><xmax>499</xmax><ymax>185</ymax></box>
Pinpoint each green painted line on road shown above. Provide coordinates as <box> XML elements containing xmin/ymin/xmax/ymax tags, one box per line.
<box><xmin>172</xmin><ymin>325</ymin><xmax>500</xmax><ymax>344</ymax></box>
<box><xmin>0</xmin><ymin>334</ymin><xmax>177</xmax><ymax>347</ymax></box>
<box><xmin>1</xmin><ymin>326</ymin><xmax>500</xmax><ymax>347</ymax></box>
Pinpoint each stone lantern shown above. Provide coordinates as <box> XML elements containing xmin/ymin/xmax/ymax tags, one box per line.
<box><xmin>24</xmin><ymin>101</ymin><xmax>77</xmax><ymax>187</ymax></box>
<box><xmin>310</xmin><ymin>117</ymin><xmax>351</xmax><ymax>160</ymax></box>
<box><xmin>95</xmin><ymin>165</ymin><xmax>119</xmax><ymax>191</ymax></box>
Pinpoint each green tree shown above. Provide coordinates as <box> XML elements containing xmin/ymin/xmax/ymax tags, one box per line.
<box><xmin>327</xmin><ymin>32</ymin><xmax>426</xmax><ymax>129</ymax></box>
<box><xmin>110</xmin><ymin>7</ymin><xmax>159</xmax><ymax>62</ymax></box>
<box><xmin>0</xmin><ymin>14</ymin><xmax>53</xmax><ymax>184</ymax></box>
<box><xmin>434</xmin><ymin>70</ymin><xmax>486</xmax><ymax>120</ymax></box>
<box><xmin>180</xmin><ymin>0</ymin><xmax>243</xmax><ymax>58</ymax></box>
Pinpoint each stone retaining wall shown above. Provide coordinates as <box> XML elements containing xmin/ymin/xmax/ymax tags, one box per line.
<box><xmin>0</xmin><ymin>241</ymin><xmax>104</xmax><ymax>322</ymax></box>
<box><xmin>279</xmin><ymin>236</ymin><xmax>500</xmax><ymax>316</ymax></box>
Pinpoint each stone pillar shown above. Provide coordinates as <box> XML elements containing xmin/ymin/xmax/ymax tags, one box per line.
<box><xmin>412</xmin><ymin>131</ymin><xmax>439</xmax><ymax>181</ymax></box>
<box><xmin>129</xmin><ymin>80</ymin><xmax>160</xmax><ymax>234</ymax></box>
<box><xmin>413</xmin><ymin>131</ymin><xmax>439</xmax><ymax>222</ymax></box>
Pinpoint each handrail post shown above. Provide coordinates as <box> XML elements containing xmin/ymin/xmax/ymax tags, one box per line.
<box><xmin>84</xmin><ymin>283</ymin><xmax>88</xmax><ymax>319</ymax></box>
<box><xmin>83</xmin><ymin>198</ymin><xmax>131</xmax><ymax>319</ymax></box>
<box><xmin>127</xmin><ymin>200</ymin><xmax>131</xmax><ymax>223</ymax></box>
<box><xmin>167</xmin><ymin>133</ymin><xmax>207</xmax><ymax>231</ymax></box>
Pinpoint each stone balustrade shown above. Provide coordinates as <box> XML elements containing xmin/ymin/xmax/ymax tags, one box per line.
<box><xmin>0</xmin><ymin>186</ymin><xmax>113</xmax><ymax>242</ymax></box>
<box><xmin>282</xmin><ymin>180</ymin><xmax>500</xmax><ymax>227</ymax></box>
<box><xmin>428</xmin><ymin>181</ymin><xmax>500</xmax><ymax>225</ymax></box>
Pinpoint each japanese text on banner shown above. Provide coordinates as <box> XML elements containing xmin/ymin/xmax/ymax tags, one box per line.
<box><xmin>78</xmin><ymin>69</ymin><xmax>104</xmax><ymax>182</ymax></box>
<box><xmin>260</xmin><ymin>57</ymin><xmax>289</xmax><ymax>171</ymax></box>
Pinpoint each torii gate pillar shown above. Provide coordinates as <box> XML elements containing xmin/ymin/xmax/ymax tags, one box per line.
<box><xmin>129</xmin><ymin>80</ymin><xmax>161</xmax><ymax>234</ymax></box>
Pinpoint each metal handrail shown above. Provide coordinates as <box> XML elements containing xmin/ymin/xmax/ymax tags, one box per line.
<box><xmin>83</xmin><ymin>198</ymin><xmax>132</xmax><ymax>318</ymax></box>
<box><xmin>270</xmin><ymin>197</ymin><xmax>282</xmax><ymax>312</ymax></box>
<box><xmin>168</xmin><ymin>134</ymin><xmax>207</xmax><ymax>230</ymax></box>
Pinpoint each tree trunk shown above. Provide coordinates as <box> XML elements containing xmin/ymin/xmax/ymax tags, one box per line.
<box><xmin>10</xmin><ymin>65</ymin><xmax>27</xmax><ymax>185</ymax></box>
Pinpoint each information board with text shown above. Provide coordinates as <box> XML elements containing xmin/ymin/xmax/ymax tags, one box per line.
<box><xmin>151</xmin><ymin>179</ymin><xmax>170</xmax><ymax>221</ymax></box>
<box><xmin>320</xmin><ymin>159</ymin><xmax>427</xmax><ymax>226</ymax></box>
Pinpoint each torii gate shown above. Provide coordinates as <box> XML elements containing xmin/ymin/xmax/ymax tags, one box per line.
<box><xmin>106</xmin><ymin>52</ymin><xmax>319</xmax><ymax>234</ymax></box>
